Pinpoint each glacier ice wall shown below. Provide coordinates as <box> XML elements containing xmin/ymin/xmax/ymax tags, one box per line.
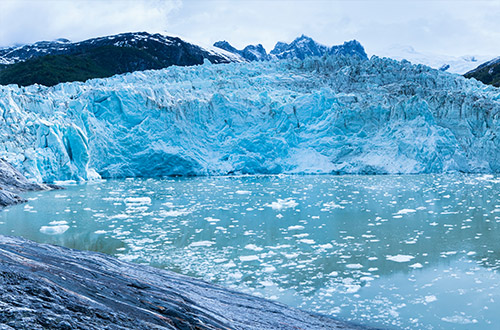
<box><xmin>1</xmin><ymin>56</ymin><xmax>500</xmax><ymax>182</ymax></box>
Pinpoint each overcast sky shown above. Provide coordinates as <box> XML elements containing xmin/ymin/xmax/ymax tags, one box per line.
<box><xmin>1</xmin><ymin>0</ymin><xmax>500</xmax><ymax>57</ymax></box>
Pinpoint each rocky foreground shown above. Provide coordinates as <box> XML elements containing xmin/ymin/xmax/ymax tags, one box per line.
<box><xmin>0</xmin><ymin>159</ymin><xmax>57</xmax><ymax>207</ymax></box>
<box><xmin>0</xmin><ymin>235</ymin><xmax>371</xmax><ymax>330</ymax></box>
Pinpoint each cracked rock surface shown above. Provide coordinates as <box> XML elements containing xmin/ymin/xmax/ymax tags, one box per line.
<box><xmin>0</xmin><ymin>235</ymin><xmax>371</xmax><ymax>330</ymax></box>
<box><xmin>0</xmin><ymin>159</ymin><xmax>53</xmax><ymax>207</ymax></box>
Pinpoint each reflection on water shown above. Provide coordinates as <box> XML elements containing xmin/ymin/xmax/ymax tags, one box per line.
<box><xmin>1</xmin><ymin>174</ymin><xmax>499</xmax><ymax>329</ymax></box>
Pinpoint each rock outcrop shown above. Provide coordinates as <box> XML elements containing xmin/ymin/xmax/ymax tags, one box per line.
<box><xmin>0</xmin><ymin>235</ymin><xmax>369</xmax><ymax>330</ymax></box>
<box><xmin>0</xmin><ymin>159</ymin><xmax>53</xmax><ymax>207</ymax></box>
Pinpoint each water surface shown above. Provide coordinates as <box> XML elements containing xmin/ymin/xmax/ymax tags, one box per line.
<box><xmin>1</xmin><ymin>174</ymin><xmax>499</xmax><ymax>329</ymax></box>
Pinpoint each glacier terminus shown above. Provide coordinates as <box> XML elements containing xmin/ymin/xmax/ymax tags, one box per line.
<box><xmin>1</xmin><ymin>55</ymin><xmax>500</xmax><ymax>183</ymax></box>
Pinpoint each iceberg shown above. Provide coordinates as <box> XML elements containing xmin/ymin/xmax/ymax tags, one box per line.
<box><xmin>1</xmin><ymin>55</ymin><xmax>500</xmax><ymax>182</ymax></box>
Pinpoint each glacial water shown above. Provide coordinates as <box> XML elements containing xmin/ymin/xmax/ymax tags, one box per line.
<box><xmin>1</xmin><ymin>174</ymin><xmax>499</xmax><ymax>329</ymax></box>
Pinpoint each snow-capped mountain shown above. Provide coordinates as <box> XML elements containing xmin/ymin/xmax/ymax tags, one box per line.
<box><xmin>375</xmin><ymin>45</ymin><xmax>494</xmax><ymax>74</ymax></box>
<box><xmin>465</xmin><ymin>56</ymin><xmax>500</xmax><ymax>87</ymax></box>
<box><xmin>270</xmin><ymin>35</ymin><xmax>367</xmax><ymax>60</ymax></box>
<box><xmin>0</xmin><ymin>32</ymin><xmax>243</xmax><ymax>86</ymax></box>
<box><xmin>1</xmin><ymin>55</ymin><xmax>499</xmax><ymax>183</ymax></box>
<box><xmin>0</xmin><ymin>32</ymin><xmax>240</xmax><ymax>65</ymax></box>
<box><xmin>213</xmin><ymin>35</ymin><xmax>368</xmax><ymax>62</ymax></box>
<box><xmin>213</xmin><ymin>41</ymin><xmax>269</xmax><ymax>61</ymax></box>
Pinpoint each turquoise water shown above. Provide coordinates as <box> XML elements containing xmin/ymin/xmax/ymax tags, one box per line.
<box><xmin>1</xmin><ymin>174</ymin><xmax>500</xmax><ymax>329</ymax></box>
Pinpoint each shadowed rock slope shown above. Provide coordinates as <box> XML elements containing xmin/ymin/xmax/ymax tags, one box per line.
<box><xmin>0</xmin><ymin>159</ymin><xmax>54</xmax><ymax>207</ymax></box>
<box><xmin>0</xmin><ymin>235</ymin><xmax>370</xmax><ymax>330</ymax></box>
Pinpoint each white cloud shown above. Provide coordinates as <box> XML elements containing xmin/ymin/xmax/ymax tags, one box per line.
<box><xmin>1</xmin><ymin>0</ymin><xmax>500</xmax><ymax>58</ymax></box>
<box><xmin>0</xmin><ymin>0</ymin><xmax>181</xmax><ymax>46</ymax></box>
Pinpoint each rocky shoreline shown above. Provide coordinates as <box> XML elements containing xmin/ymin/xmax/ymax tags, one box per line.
<box><xmin>0</xmin><ymin>160</ymin><xmax>372</xmax><ymax>329</ymax></box>
<box><xmin>0</xmin><ymin>159</ymin><xmax>59</xmax><ymax>207</ymax></box>
<box><xmin>0</xmin><ymin>235</ymin><xmax>372</xmax><ymax>330</ymax></box>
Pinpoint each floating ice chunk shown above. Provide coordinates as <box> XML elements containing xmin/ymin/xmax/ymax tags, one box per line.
<box><xmin>110</xmin><ymin>213</ymin><xmax>129</xmax><ymax>219</ymax></box>
<box><xmin>322</xmin><ymin>202</ymin><xmax>345</xmax><ymax>209</ymax></box>
<box><xmin>346</xmin><ymin>263</ymin><xmax>363</xmax><ymax>269</ymax></box>
<box><xmin>94</xmin><ymin>230</ymin><xmax>106</xmax><ymax>234</ymax></box>
<box><xmin>189</xmin><ymin>241</ymin><xmax>215</xmax><ymax>247</ymax></box>
<box><xmin>124</xmin><ymin>197</ymin><xmax>152</xmax><ymax>205</ymax></box>
<box><xmin>245</xmin><ymin>244</ymin><xmax>263</xmax><ymax>251</ymax></box>
<box><xmin>54</xmin><ymin>194</ymin><xmax>68</xmax><ymax>199</ymax></box>
<box><xmin>40</xmin><ymin>225</ymin><xmax>70</xmax><ymax>235</ymax></box>
<box><xmin>425</xmin><ymin>295</ymin><xmax>437</xmax><ymax>303</ymax></box>
<box><xmin>239</xmin><ymin>255</ymin><xmax>259</xmax><ymax>262</ymax></box>
<box><xmin>235</xmin><ymin>190</ymin><xmax>251</xmax><ymax>195</ymax></box>
<box><xmin>54</xmin><ymin>180</ymin><xmax>78</xmax><ymax>186</ymax></box>
<box><xmin>287</xmin><ymin>225</ymin><xmax>305</xmax><ymax>230</ymax></box>
<box><xmin>263</xmin><ymin>265</ymin><xmax>276</xmax><ymax>272</ymax></box>
<box><xmin>409</xmin><ymin>263</ymin><xmax>423</xmax><ymax>269</ymax></box>
<box><xmin>395</xmin><ymin>208</ymin><xmax>416</xmax><ymax>215</ymax></box>
<box><xmin>342</xmin><ymin>278</ymin><xmax>361</xmax><ymax>293</ymax></box>
<box><xmin>386</xmin><ymin>254</ymin><xmax>415</xmax><ymax>262</ymax></box>
<box><xmin>159</xmin><ymin>209</ymin><xmax>191</xmax><ymax>217</ymax></box>
<box><xmin>265</xmin><ymin>198</ymin><xmax>298</xmax><ymax>210</ymax></box>
<box><xmin>298</xmin><ymin>239</ymin><xmax>315</xmax><ymax>244</ymax></box>
<box><xmin>49</xmin><ymin>220</ymin><xmax>68</xmax><ymax>225</ymax></box>
<box><xmin>441</xmin><ymin>315</ymin><xmax>478</xmax><ymax>324</ymax></box>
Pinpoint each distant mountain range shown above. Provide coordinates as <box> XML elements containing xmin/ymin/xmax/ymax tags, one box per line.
<box><xmin>464</xmin><ymin>57</ymin><xmax>500</xmax><ymax>87</ymax></box>
<box><xmin>375</xmin><ymin>45</ymin><xmax>493</xmax><ymax>75</ymax></box>
<box><xmin>1</xmin><ymin>32</ymin><xmax>499</xmax><ymax>88</ymax></box>
<box><xmin>213</xmin><ymin>35</ymin><xmax>368</xmax><ymax>61</ymax></box>
<box><xmin>0</xmin><ymin>32</ymin><xmax>241</xmax><ymax>87</ymax></box>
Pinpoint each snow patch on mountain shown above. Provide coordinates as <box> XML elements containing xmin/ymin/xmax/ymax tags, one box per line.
<box><xmin>214</xmin><ymin>35</ymin><xmax>367</xmax><ymax>62</ymax></box>
<box><xmin>375</xmin><ymin>45</ymin><xmax>494</xmax><ymax>74</ymax></box>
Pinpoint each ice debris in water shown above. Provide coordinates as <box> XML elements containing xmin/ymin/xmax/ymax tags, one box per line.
<box><xmin>386</xmin><ymin>254</ymin><xmax>415</xmax><ymax>262</ymax></box>
<box><xmin>40</xmin><ymin>225</ymin><xmax>70</xmax><ymax>235</ymax></box>
<box><xmin>265</xmin><ymin>198</ymin><xmax>298</xmax><ymax>210</ymax></box>
<box><xmin>1</xmin><ymin>55</ymin><xmax>500</xmax><ymax>182</ymax></box>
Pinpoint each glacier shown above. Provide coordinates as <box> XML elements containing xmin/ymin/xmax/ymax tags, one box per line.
<box><xmin>1</xmin><ymin>55</ymin><xmax>500</xmax><ymax>183</ymax></box>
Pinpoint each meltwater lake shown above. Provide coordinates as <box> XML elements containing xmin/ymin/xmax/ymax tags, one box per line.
<box><xmin>1</xmin><ymin>174</ymin><xmax>499</xmax><ymax>329</ymax></box>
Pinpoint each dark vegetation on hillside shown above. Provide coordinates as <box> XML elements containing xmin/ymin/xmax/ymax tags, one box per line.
<box><xmin>0</xmin><ymin>46</ymin><xmax>167</xmax><ymax>86</ymax></box>
<box><xmin>464</xmin><ymin>59</ymin><xmax>500</xmax><ymax>87</ymax></box>
<box><xmin>0</xmin><ymin>32</ymin><xmax>234</xmax><ymax>87</ymax></box>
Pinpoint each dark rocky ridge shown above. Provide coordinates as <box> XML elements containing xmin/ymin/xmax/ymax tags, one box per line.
<box><xmin>0</xmin><ymin>235</ymin><xmax>372</xmax><ymax>330</ymax></box>
<box><xmin>465</xmin><ymin>56</ymin><xmax>500</xmax><ymax>87</ymax></box>
<box><xmin>0</xmin><ymin>32</ymin><xmax>241</xmax><ymax>87</ymax></box>
<box><xmin>0</xmin><ymin>32</ymin><xmax>238</xmax><ymax>66</ymax></box>
<box><xmin>0</xmin><ymin>159</ymin><xmax>56</xmax><ymax>207</ymax></box>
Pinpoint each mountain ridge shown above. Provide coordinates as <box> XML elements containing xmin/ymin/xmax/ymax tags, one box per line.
<box><xmin>464</xmin><ymin>56</ymin><xmax>500</xmax><ymax>87</ymax></box>
<box><xmin>0</xmin><ymin>32</ymin><xmax>243</xmax><ymax>87</ymax></box>
<box><xmin>213</xmin><ymin>35</ymin><xmax>368</xmax><ymax>62</ymax></box>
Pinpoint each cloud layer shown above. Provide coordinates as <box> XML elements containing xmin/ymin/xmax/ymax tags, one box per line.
<box><xmin>1</xmin><ymin>0</ymin><xmax>500</xmax><ymax>57</ymax></box>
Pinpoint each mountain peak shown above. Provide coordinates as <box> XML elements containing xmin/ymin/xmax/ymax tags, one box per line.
<box><xmin>270</xmin><ymin>36</ymin><xmax>367</xmax><ymax>60</ymax></box>
<box><xmin>213</xmin><ymin>40</ymin><xmax>269</xmax><ymax>61</ymax></box>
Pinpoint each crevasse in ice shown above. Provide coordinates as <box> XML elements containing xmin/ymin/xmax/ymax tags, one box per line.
<box><xmin>1</xmin><ymin>56</ymin><xmax>499</xmax><ymax>182</ymax></box>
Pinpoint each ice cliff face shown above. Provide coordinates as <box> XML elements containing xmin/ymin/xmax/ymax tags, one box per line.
<box><xmin>1</xmin><ymin>55</ymin><xmax>500</xmax><ymax>182</ymax></box>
